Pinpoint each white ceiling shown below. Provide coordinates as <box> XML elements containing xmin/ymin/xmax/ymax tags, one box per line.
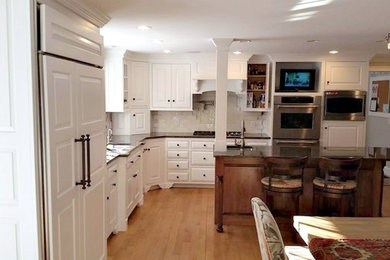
<box><xmin>84</xmin><ymin>0</ymin><xmax>390</xmax><ymax>57</ymax></box>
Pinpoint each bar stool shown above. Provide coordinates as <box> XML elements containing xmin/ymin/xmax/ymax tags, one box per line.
<box><xmin>261</xmin><ymin>156</ymin><xmax>308</xmax><ymax>242</ymax></box>
<box><xmin>313</xmin><ymin>157</ymin><xmax>362</xmax><ymax>217</ymax></box>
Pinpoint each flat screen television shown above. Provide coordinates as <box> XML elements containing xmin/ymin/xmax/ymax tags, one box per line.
<box><xmin>279</xmin><ymin>69</ymin><xmax>316</xmax><ymax>92</ymax></box>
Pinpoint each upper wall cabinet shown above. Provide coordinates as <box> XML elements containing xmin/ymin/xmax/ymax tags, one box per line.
<box><xmin>104</xmin><ymin>49</ymin><xmax>129</xmax><ymax>112</ymax></box>
<box><xmin>129</xmin><ymin>61</ymin><xmax>149</xmax><ymax>109</ymax></box>
<box><xmin>325</xmin><ymin>62</ymin><xmax>368</xmax><ymax>91</ymax></box>
<box><xmin>105</xmin><ymin>50</ymin><xmax>150</xmax><ymax>112</ymax></box>
<box><xmin>151</xmin><ymin>64</ymin><xmax>192</xmax><ymax>111</ymax></box>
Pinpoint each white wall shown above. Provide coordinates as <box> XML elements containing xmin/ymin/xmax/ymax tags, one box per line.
<box><xmin>0</xmin><ymin>0</ymin><xmax>40</xmax><ymax>259</ymax></box>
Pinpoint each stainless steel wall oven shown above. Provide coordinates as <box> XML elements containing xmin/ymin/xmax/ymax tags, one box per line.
<box><xmin>324</xmin><ymin>90</ymin><xmax>366</xmax><ymax>121</ymax></box>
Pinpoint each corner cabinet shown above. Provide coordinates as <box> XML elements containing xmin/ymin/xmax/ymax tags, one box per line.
<box><xmin>151</xmin><ymin>63</ymin><xmax>192</xmax><ymax>111</ymax></box>
<box><xmin>322</xmin><ymin>121</ymin><xmax>366</xmax><ymax>147</ymax></box>
<box><xmin>325</xmin><ymin>62</ymin><xmax>368</xmax><ymax>91</ymax></box>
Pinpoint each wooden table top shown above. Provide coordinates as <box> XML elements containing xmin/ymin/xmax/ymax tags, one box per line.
<box><xmin>293</xmin><ymin>216</ymin><xmax>390</xmax><ymax>244</ymax></box>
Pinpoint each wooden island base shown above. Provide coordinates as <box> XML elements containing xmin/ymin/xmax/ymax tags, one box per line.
<box><xmin>214</xmin><ymin>146</ymin><xmax>388</xmax><ymax>232</ymax></box>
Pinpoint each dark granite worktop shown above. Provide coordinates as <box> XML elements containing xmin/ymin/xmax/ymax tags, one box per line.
<box><xmin>106</xmin><ymin>132</ymin><xmax>271</xmax><ymax>164</ymax></box>
<box><xmin>214</xmin><ymin>145</ymin><xmax>390</xmax><ymax>160</ymax></box>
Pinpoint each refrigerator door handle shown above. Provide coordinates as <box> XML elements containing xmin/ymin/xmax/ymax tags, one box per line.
<box><xmin>86</xmin><ymin>134</ymin><xmax>91</xmax><ymax>187</ymax></box>
<box><xmin>75</xmin><ymin>135</ymin><xmax>87</xmax><ymax>189</ymax></box>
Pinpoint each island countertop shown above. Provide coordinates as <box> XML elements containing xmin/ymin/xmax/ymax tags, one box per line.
<box><xmin>214</xmin><ymin>145</ymin><xmax>390</xmax><ymax>160</ymax></box>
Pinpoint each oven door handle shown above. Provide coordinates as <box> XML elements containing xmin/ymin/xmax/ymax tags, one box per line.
<box><xmin>275</xmin><ymin>140</ymin><xmax>319</xmax><ymax>145</ymax></box>
<box><xmin>277</xmin><ymin>105</ymin><xmax>319</xmax><ymax>109</ymax></box>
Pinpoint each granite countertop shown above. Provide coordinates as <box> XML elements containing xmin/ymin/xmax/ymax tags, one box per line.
<box><xmin>106</xmin><ymin>132</ymin><xmax>271</xmax><ymax>164</ymax></box>
<box><xmin>213</xmin><ymin>145</ymin><xmax>390</xmax><ymax>160</ymax></box>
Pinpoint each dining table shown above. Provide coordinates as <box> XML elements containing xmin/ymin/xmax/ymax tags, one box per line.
<box><xmin>294</xmin><ymin>216</ymin><xmax>390</xmax><ymax>259</ymax></box>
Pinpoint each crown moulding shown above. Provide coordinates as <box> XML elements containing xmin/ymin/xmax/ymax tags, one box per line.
<box><xmin>52</xmin><ymin>0</ymin><xmax>110</xmax><ymax>28</ymax></box>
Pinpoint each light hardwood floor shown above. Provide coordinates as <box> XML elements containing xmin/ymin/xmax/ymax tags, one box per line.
<box><xmin>107</xmin><ymin>186</ymin><xmax>390</xmax><ymax>260</ymax></box>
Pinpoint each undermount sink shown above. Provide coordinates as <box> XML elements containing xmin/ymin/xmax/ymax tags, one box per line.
<box><xmin>226</xmin><ymin>145</ymin><xmax>253</xmax><ymax>150</ymax></box>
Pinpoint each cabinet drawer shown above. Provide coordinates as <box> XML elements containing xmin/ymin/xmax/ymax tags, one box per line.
<box><xmin>191</xmin><ymin>141</ymin><xmax>214</xmax><ymax>150</ymax></box>
<box><xmin>191</xmin><ymin>168</ymin><xmax>215</xmax><ymax>182</ymax></box>
<box><xmin>167</xmin><ymin>172</ymin><xmax>189</xmax><ymax>181</ymax></box>
<box><xmin>127</xmin><ymin>151</ymin><xmax>141</xmax><ymax>167</ymax></box>
<box><xmin>191</xmin><ymin>151</ymin><xmax>215</xmax><ymax>165</ymax></box>
<box><xmin>167</xmin><ymin>140</ymin><xmax>189</xmax><ymax>149</ymax></box>
<box><xmin>167</xmin><ymin>160</ymin><xmax>189</xmax><ymax>170</ymax></box>
<box><xmin>107</xmin><ymin>163</ymin><xmax>119</xmax><ymax>176</ymax></box>
<box><xmin>167</xmin><ymin>150</ymin><xmax>189</xmax><ymax>159</ymax></box>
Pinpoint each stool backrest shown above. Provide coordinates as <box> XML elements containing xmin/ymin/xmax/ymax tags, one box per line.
<box><xmin>318</xmin><ymin>157</ymin><xmax>362</xmax><ymax>182</ymax></box>
<box><xmin>265</xmin><ymin>156</ymin><xmax>308</xmax><ymax>178</ymax></box>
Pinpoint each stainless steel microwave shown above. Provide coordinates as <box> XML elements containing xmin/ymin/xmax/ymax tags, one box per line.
<box><xmin>324</xmin><ymin>90</ymin><xmax>366</xmax><ymax>121</ymax></box>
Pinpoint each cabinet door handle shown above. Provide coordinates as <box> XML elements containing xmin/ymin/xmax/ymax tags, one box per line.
<box><xmin>107</xmin><ymin>196</ymin><xmax>109</xmax><ymax>200</ymax></box>
<box><xmin>203</xmin><ymin>144</ymin><xmax>207</xmax><ymax>147</ymax></box>
<box><xmin>325</xmin><ymin>127</ymin><xmax>328</xmax><ymax>129</ymax></box>
<box><xmin>86</xmin><ymin>134</ymin><xmax>91</xmax><ymax>187</ymax></box>
<box><xmin>132</xmin><ymin>98</ymin><xmax>136</xmax><ymax>101</ymax></box>
<box><xmin>124</xmin><ymin>99</ymin><xmax>128</xmax><ymax>103</ymax></box>
<box><xmin>133</xmin><ymin>174</ymin><xmax>138</xmax><ymax>178</ymax></box>
<box><xmin>130</xmin><ymin>160</ymin><xmax>134</xmax><ymax>164</ymax></box>
<box><xmin>75</xmin><ymin>135</ymin><xmax>87</xmax><ymax>189</ymax></box>
<box><xmin>113</xmin><ymin>170</ymin><xmax>117</xmax><ymax>173</ymax></box>
<box><xmin>112</xmin><ymin>183</ymin><xmax>117</xmax><ymax>186</ymax></box>
<box><xmin>137</xmin><ymin>155</ymin><xmax>141</xmax><ymax>158</ymax></box>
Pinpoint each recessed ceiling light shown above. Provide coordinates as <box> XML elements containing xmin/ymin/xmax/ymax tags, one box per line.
<box><xmin>153</xmin><ymin>39</ymin><xmax>163</xmax><ymax>44</ymax></box>
<box><xmin>137</xmin><ymin>25</ymin><xmax>152</xmax><ymax>31</ymax></box>
<box><xmin>329</xmin><ymin>50</ymin><xmax>339</xmax><ymax>54</ymax></box>
<box><xmin>233</xmin><ymin>51</ymin><xmax>242</xmax><ymax>55</ymax></box>
<box><xmin>163</xmin><ymin>49</ymin><xmax>171</xmax><ymax>53</ymax></box>
<box><xmin>307</xmin><ymin>40</ymin><xmax>319</xmax><ymax>43</ymax></box>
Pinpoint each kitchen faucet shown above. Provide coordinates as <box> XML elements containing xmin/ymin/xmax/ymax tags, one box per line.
<box><xmin>107</xmin><ymin>128</ymin><xmax>113</xmax><ymax>144</ymax></box>
<box><xmin>234</xmin><ymin>120</ymin><xmax>246</xmax><ymax>148</ymax></box>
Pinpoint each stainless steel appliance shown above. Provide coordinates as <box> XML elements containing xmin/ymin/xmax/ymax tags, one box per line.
<box><xmin>273</xmin><ymin>96</ymin><xmax>321</xmax><ymax>142</ymax></box>
<box><xmin>324</xmin><ymin>90</ymin><xmax>366</xmax><ymax>121</ymax></box>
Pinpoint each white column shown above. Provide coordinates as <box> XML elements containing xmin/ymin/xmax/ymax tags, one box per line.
<box><xmin>212</xmin><ymin>39</ymin><xmax>233</xmax><ymax>151</ymax></box>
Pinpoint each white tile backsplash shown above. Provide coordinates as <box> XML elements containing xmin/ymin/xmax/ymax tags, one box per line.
<box><xmin>151</xmin><ymin>92</ymin><xmax>271</xmax><ymax>134</ymax></box>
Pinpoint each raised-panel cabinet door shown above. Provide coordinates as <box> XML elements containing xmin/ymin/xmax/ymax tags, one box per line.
<box><xmin>41</xmin><ymin>56</ymin><xmax>80</xmax><ymax>260</ymax></box>
<box><xmin>143</xmin><ymin>143</ymin><xmax>163</xmax><ymax>185</ymax></box>
<box><xmin>126</xmin><ymin>167</ymin><xmax>135</xmax><ymax>215</ymax></box>
<box><xmin>152</xmin><ymin>64</ymin><xmax>172</xmax><ymax>109</ymax></box>
<box><xmin>171</xmin><ymin>64</ymin><xmax>191</xmax><ymax>109</ymax></box>
<box><xmin>130</xmin><ymin>61</ymin><xmax>149</xmax><ymax>108</ymax></box>
<box><xmin>322</xmin><ymin>122</ymin><xmax>365</xmax><ymax>147</ymax></box>
<box><xmin>228</xmin><ymin>61</ymin><xmax>247</xmax><ymax>80</ymax></box>
<box><xmin>325</xmin><ymin>62</ymin><xmax>368</xmax><ymax>91</ymax></box>
<box><xmin>130</xmin><ymin>109</ymin><xmax>150</xmax><ymax>134</ymax></box>
<box><xmin>76</xmin><ymin>63</ymin><xmax>106</xmax><ymax>260</ymax></box>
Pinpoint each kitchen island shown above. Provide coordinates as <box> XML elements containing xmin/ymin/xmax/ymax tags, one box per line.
<box><xmin>214</xmin><ymin>145</ymin><xmax>390</xmax><ymax>232</ymax></box>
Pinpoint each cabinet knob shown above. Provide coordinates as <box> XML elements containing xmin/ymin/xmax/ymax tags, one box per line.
<box><xmin>176</xmin><ymin>144</ymin><xmax>180</xmax><ymax>147</ymax></box>
<box><xmin>132</xmin><ymin>98</ymin><xmax>136</xmax><ymax>101</ymax></box>
<box><xmin>133</xmin><ymin>114</ymin><xmax>136</xmax><ymax>117</ymax></box>
<box><xmin>124</xmin><ymin>99</ymin><xmax>128</xmax><ymax>103</ymax></box>
<box><xmin>130</xmin><ymin>161</ymin><xmax>134</xmax><ymax>164</ymax></box>
<box><xmin>325</xmin><ymin>127</ymin><xmax>328</xmax><ymax>129</ymax></box>
<box><xmin>203</xmin><ymin>144</ymin><xmax>206</xmax><ymax>147</ymax></box>
<box><xmin>113</xmin><ymin>170</ymin><xmax>117</xmax><ymax>173</ymax></box>
<box><xmin>176</xmin><ymin>176</ymin><xmax>179</xmax><ymax>179</ymax></box>
<box><xmin>172</xmin><ymin>100</ymin><xmax>175</xmax><ymax>102</ymax></box>
<box><xmin>203</xmin><ymin>174</ymin><xmax>206</xmax><ymax>177</ymax></box>
<box><xmin>177</xmin><ymin>154</ymin><xmax>180</xmax><ymax>157</ymax></box>
<box><xmin>112</xmin><ymin>183</ymin><xmax>117</xmax><ymax>186</ymax></box>
<box><xmin>327</xmin><ymin>81</ymin><xmax>330</xmax><ymax>85</ymax></box>
<box><xmin>107</xmin><ymin>196</ymin><xmax>109</xmax><ymax>200</ymax></box>
<box><xmin>137</xmin><ymin>155</ymin><xmax>141</xmax><ymax>158</ymax></box>
<box><xmin>133</xmin><ymin>174</ymin><xmax>138</xmax><ymax>178</ymax></box>
<box><xmin>168</xmin><ymin>99</ymin><xmax>171</xmax><ymax>102</ymax></box>
<box><xmin>203</xmin><ymin>157</ymin><xmax>206</xmax><ymax>160</ymax></box>
<box><xmin>176</xmin><ymin>164</ymin><xmax>179</xmax><ymax>167</ymax></box>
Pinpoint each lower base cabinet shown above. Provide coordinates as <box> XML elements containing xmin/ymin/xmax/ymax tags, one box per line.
<box><xmin>106</xmin><ymin>162</ymin><xmax>119</xmax><ymax>238</ymax></box>
<box><xmin>143</xmin><ymin>139</ymin><xmax>166</xmax><ymax>191</ymax></box>
<box><xmin>322</xmin><ymin>121</ymin><xmax>366</xmax><ymax>147</ymax></box>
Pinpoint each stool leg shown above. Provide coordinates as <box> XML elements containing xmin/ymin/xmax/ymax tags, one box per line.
<box><xmin>265</xmin><ymin>192</ymin><xmax>274</xmax><ymax>212</ymax></box>
<box><xmin>291</xmin><ymin>194</ymin><xmax>300</xmax><ymax>243</ymax></box>
<box><xmin>313</xmin><ymin>189</ymin><xmax>319</xmax><ymax>215</ymax></box>
<box><xmin>340</xmin><ymin>195</ymin><xmax>349</xmax><ymax>217</ymax></box>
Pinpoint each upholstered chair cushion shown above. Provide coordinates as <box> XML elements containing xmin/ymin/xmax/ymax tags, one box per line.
<box><xmin>313</xmin><ymin>178</ymin><xmax>357</xmax><ymax>191</ymax></box>
<box><xmin>261</xmin><ymin>177</ymin><xmax>302</xmax><ymax>189</ymax></box>
<box><xmin>251</xmin><ymin>197</ymin><xmax>286</xmax><ymax>260</ymax></box>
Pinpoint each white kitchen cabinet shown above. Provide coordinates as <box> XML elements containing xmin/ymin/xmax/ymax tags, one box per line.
<box><xmin>322</xmin><ymin>121</ymin><xmax>366</xmax><ymax>147</ymax></box>
<box><xmin>105</xmin><ymin>49</ymin><xmax>130</xmax><ymax>112</ymax></box>
<box><xmin>143</xmin><ymin>139</ymin><xmax>166</xmax><ymax>191</ymax></box>
<box><xmin>129</xmin><ymin>61</ymin><xmax>149</xmax><ymax>108</ymax></box>
<box><xmin>151</xmin><ymin>64</ymin><xmax>192</xmax><ymax>110</ymax></box>
<box><xmin>130</xmin><ymin>109</ymin><xmax>151</xmax><ymax>134</ymax></box>
<box><xmin>325</xmin><ymin>62</ymin><xmax>368</xmax><ymax>91</ymax></box>
<box><xmin>106</xmin><ymin>163</ymin><xmax>119</xmax><ymax>238</ymax></box>
<box><xmin>228</xmin><ymin>60</ymin><xmax>248</xmax><ymax>80</ymax></box>
<box><xmin>191</xmin><ymin>59</ymin><xmax>248</xmax><ymax>80</ymax></box>
<box><xmin>126</xmin><ymin>150</ymin><xmax>142</xmax><ymax>217</ymax></box>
